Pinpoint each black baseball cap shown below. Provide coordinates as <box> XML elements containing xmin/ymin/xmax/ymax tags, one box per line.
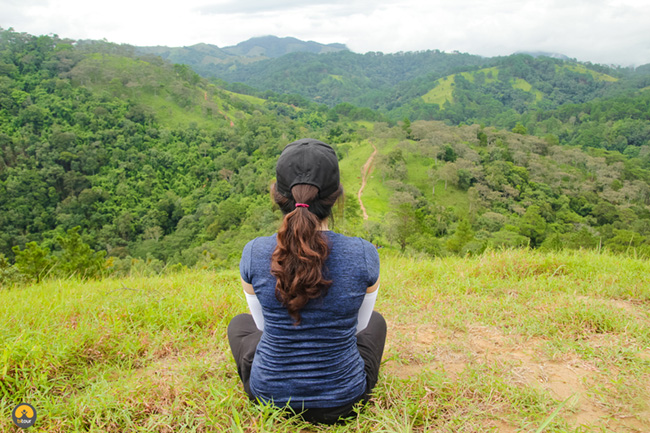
<box><xmin>276</xmin><ymin>138</ymin><xmax>340</xmax><ymax>199</ymax></box>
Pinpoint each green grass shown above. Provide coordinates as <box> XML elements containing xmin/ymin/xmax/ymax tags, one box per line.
<box><xmin>221</xmin><ymin>90</ymin><xmax>265</xmax><ymax>106</ymax></box>
<box><xmin>512</xmin><ymin>78</ymin><xmax>544</xmax><ymax>101</ymax></box>
<box><xmin>340</xmin><ymin>139</ymin><xmax>469</xmax><ymax>219</ymax></box>
<box><xmin>354</xmin><ymin>121</ymin><xmax>375</xmax><ymax>130</ymax></box>
<box><xmin>421</xmin><ymin>67</ymin><xmax>544</xmax><ymax>107</ymax></box>
<box><xmin>139</xmin><ymin>93</ymin><xmax>214</xmax><ymax>129</ymax></box>
<box><xmin>74</xmin><ymin>53</ymin><xmax>256</xmax><ymax>130</ymax></box>
<box><xmin>422</xmin><ymin>67</ymin><xmax>499</xmax><ymax>106</ymax></box>
<box><xmin>339</xmin><ymin>140</ymin><xmax>373</xmax><ymax>195</ymax></box>
<box><xmin>404</xmin><ymin>153</ymin><xmax>435</xmax><ymax>197</ymax></box>
<box><xmin>563</xmin><ymin>64</ymin><xmax>618</xmax><ymax>82</ymax></box>
<box><xmin>2</xmin><ymin>249</ymin><xmax>649</xmax><ymax>432</ymax></box>
<box><xmin>422</xmin><ymin>76</ymin><xmax>455</xmax><ymax>106</ymax></box>
<box><xmin>422</xmin><ymin>63</ymin><xmax>620</xmax><ymax>109</ymax></box>
<box><xmin>360</xmin><ymin>140</ymin><xmax>403</xmax><ymax>220</ymax></box>
<box><xmin>512</xmin><ymin>77</ymin><xmax>532</xmax><ymax>92</ymax></box>
<box><xmin>339</xmin><ymin>139</ymin><xmax>394</xmax><ymax>220</ymax></box>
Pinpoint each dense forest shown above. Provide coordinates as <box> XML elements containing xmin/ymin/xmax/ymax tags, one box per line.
<box><xmin>143</xmin><ymin>38</ymin><xmax>650</xmax><ymax>123</ymax></box>
<box><xmin>200</xmin><ymin>49</ymin><xmax>488</xmax><ymax>109</ymax></box>
<box><xmin>0</xmin><ymin>29</ymin><xmax>336</xmax><ymax>282</ymax></box>
<box><xmin>1</xmin><ymin>28</ymin><xmax>650</xmax><ymax>286</ymax></box>
<box><xmin>159</xmin><ymin>39</ymin><xmax>650</xmax><ymax>158</ymax></box>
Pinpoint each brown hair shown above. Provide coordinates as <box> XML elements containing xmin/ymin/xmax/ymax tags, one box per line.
<box><xmin>270</xmin><ymin>183</ymin><xmax>343</xmax><ymax>324</ymax></box>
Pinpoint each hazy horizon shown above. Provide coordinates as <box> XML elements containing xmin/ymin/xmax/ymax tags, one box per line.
<box><xmin>2</xmin><ymin>0</ymin><xmax>650</xmax><ymax>67</ymax></box>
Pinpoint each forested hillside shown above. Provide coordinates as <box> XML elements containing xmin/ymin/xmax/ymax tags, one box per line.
<box><xmin>145</xmin><ymin>38</ymin><xmax>650</xmax><ymax>128</ymax></box>
<box><xmin>0</xmin><ymin>28</ymin><xmax>356</xmax><ymax>282</ymax></box>
<box><xmin>394</xmin><ymin>56</ymin><xmax>650</xmax><ymax>126</ymax></box>
<box><xmin>201</xmin><ymin>49</ymin><xmax>488</xmax><ymax>108</ymax></box>
<box><xmin>1</xmin><ymin>28</ymin><xmax>650</xmax><ymax>286</ymax></box>
<box><xmin>136</xmin><ymin>36</ymin><xmax>348</xmax><ymax>75</ymax></box>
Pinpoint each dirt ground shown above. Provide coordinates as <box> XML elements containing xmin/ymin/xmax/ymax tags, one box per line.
<box><xmin>383</xmin><ymin>321</ymin><xmax>650</xmax><ymax>432</ymax></box>
<box><xmin>357</xmin><ymin>143</ymin><xmax>377</xmax><ymax>220</ymax></box>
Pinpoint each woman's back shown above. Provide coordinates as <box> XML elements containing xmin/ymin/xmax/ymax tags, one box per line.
<box><xmin>228</xmin><ymin>138</ymin><xmax>386</xmax><ymax>424</ymax></box>
<box><xmin>240</xmin><ymin>231</ymin><xmax>380</xmax><ymax>408</ymax></box>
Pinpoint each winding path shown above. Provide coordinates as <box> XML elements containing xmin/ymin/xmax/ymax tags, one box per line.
<box><xmin>358</xmin><ymin>143</ymin><xmax>377</xmax><ymax>220</ymax></box>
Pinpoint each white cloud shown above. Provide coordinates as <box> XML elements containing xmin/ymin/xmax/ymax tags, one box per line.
<box><xmin>0</xmin><ymin>0</ymin><xmax>649</xmax><ymax>65</ymax></box>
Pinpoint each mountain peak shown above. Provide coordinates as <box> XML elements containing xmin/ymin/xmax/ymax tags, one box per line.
<box><xmin>222</xmin><ymin>35</ymin><xmax>348</xmax><ymax>58</ymax></box>
<box><xmin>514</xmin><ymin>51</ymin><xmax>570</xmax><ymax>61</ymax></box>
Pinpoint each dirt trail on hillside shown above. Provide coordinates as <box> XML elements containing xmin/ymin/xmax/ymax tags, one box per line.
<box><xmin>358</xmin><ymin>143</ymin><xmax>377</xmax><ymax>220</ymax></box>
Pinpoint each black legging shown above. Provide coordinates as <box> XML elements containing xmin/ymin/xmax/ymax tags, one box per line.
<box><xmin>227</xmin><ymin>311</ymin><xmax>387</xmax><ymax>424</ymax></box>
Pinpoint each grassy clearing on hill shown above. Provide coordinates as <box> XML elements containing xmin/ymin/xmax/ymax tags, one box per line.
<box><xmin>421</xmin><ymin>76</ymin><xmax>456</xmax><ymax>107</ymax></box>
<box><xmin>1</xmin><ymin>249</ymin><xmax>649</xmax><ymax>432</ymax></box>
<box><xmin>340</xmin><ymin>137</ymin><xmax>471</xmax><ymax>222</ymax></box>
<box><xmin>222</xmin><ymin>90</ymin><xmax>266</xmax><ymax>106</ymax></box>
<box><xmin>73</xmin><ymin>53</ymin><xmax>251</xmax><ymax>130</ymax></box>
<box><xmin>419</xmin><ymin>64</ymin><xmax>615</xmax><ymax>109</ymax></box>
<box><xmin>339</xmin><ymin>139</ymin><xmax>394</xmax><ymax>221</ymax></box>
<box><xmin>422</xmin><ymin>67</ymin><xmax>500</xmax><ymax>106</ymax></box>
<box><xmin>562</xmin><ymin>65</ymin><xmax>618</xmax><ymax>83</ymax></box>
<box><xmin>339</xmin><ymin>140</ymin><xmax>373</xmax><ymax>198</ymax></box>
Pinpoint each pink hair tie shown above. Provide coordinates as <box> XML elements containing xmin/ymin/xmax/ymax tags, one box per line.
<box><xmin>295</xmin><ymin>203</ymin><xmax>309</xmax><ymax>208</ymax></box>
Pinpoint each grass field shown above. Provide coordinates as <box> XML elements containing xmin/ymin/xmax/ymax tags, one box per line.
<box><xmin>420</xmin><ymin>64</ymin><xmax>617</xmax><ymax>108</ymax></box>
<box><xmin>422</xmin><ymin>67</ymin><xmax>500</xmax><ymax>106</ymax></box>
<box><xmin>1</xmin><ymin>249</ymin><xmax>649</xmax><ymax>432</ymax></box>
<box><xmin>339</xmin><ymin>138</ymin><xmax>471</xmax><ymax>221</ymax></box>
<box><xmin>339</xmin><ymin>139</ymin><xmax>395</xmax><ymax>221</ymax></box>
<box><xmin>562</xmin><ymin>65</ymin><xmax>618</xmax><ymax>83</ymax></box>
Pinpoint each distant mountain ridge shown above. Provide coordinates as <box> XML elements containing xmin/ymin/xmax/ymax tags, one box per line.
<box><xmin>136</xmin><ymin>43</ymin><xmax>231</xmax><ymax>66</ymax></box>
<box><xmin>133</xmin><ymin>35</ymin><xmax>650</xmax><ymax>124</ymax></box>
<box><xmin>514</xmin><ymin>50</ymin><xmax>571</xmax><ymax>61</ymax></box>
<box><xmin>136</xmin><ymin>35</ymin><xmax>348</xmax><ymax>66</ymax></box>
<box><xmin>222</xmin><ymin>35</ymin><xmax>348</xmax><ymax>58</ymax></box>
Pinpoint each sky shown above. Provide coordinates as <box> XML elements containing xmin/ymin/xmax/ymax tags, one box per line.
<box><xmin>2</xmin><ymin>0</ymin><xmax>650</xmax><ymax>67</ymax></box>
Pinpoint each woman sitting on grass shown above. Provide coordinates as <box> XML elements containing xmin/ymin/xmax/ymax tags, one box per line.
<box><xmin>227</xmin><ymin>138</ymin><xmax>387</xmax><ymax>424</ymax></box>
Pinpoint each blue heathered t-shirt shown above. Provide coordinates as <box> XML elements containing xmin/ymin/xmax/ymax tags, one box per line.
<box><xmin>239</xmin><ymin>231</ymin><xmax>380</xmax><ymax>409</ymax></box>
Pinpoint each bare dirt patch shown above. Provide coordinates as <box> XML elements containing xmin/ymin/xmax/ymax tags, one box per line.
<box><xmin>358</xmin><ymin>143</ymin><xmax>377</xmax><ymax>220</ymax></box>
<box><xmin>610</xmin><ymin>299</ymin><xmax>650</xmax><ymax>323</ymax></box>
<box><xmin>384</xmin><ymin>321</ymin><xmax>649</xmax><ymax>431</ymax></box>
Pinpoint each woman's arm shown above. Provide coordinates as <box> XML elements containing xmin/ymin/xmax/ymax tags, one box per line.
<box><xmin>245</xmin><ymin>276</ymin><xmax>378</xmax><ymax>333</ymax></box>
<box><xmin>357</xmin><ymin>278</ymin><xmax>380</xmax><ymax>334</ymax></box>
<box><xmin>242</xmin><ymin>277</ymin><xmax>264</xmax><ymax>331</ymax></box>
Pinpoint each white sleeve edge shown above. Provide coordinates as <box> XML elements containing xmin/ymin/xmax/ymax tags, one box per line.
<box><xmin>244</xmin><ymin>290</ymin><xmax>265</xmax><ymax>331</ymax></box>
<box><xmin>356</xmin><ymin>286</ymin><xmax>379</xmax><ymax>334</ymax></box>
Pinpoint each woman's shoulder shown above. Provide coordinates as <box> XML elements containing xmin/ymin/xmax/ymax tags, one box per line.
<box><xmin>327</xmin><ymin>232</ymin><xmax>378</xmax><ymax>258</ymax></box>
<box><xmin>326</xmin><ymin>232</ymin><xmax>380</xmax><ymax>280</ymax></box>
<box><xmin>242</xmin><ymin>234</ymin><xmax>277</xmax><ymax>256</ymax></box>
<box><xmin>327</xmin><ymin>231</ymin><xmax>374</xmax><ymax>246</ymax></box>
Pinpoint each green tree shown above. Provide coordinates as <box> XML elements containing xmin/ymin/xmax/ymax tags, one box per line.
<box><xmin>604</xmin><ymin>229</ymin><xmax>649</xmax><ymax>256</ymax></box>
<box><xmin>477</xmin><ymin>129</ymin><xmax>488</xmax><ymax>146</ymax></box>
<box><xmin>0</xmin><ymin>253</ymin><xmax>22</xmax><ymax>286</ymax></box>
<box><xmin>408</xmin><ymin>232</ymin><xmax>442</xmax><ymax>257</ymax></box>
<box><xmin>439</xmin><ymin>163</ymin><xmax>459</xmax><ymax>190</ymax></box>
<box><xmin>512</xmin><ymin>122</ymin><xmax>527</xmax><ymax>135</ymax></box>
<box><xmin>518</xmin><ymin>205</ymin><xmax>547</xmax><ymax>247</ymax></box>
<box><xmin>386</xmin><ymin>194</ymin><xmax>418</xmax><ymax>251</ymax></box>
<box><xmin>12</xmin><ymin>242</ymin><xmax>53</xmax><ymax>283</ymax></box>
<box><xmin>446</xmin><ymin>219</ymin><xmax>475</xmax><ymax>255</ymax></box>
<box><xmin>55</xmin><ymin>226</ymin><xmax>107</xmax><ymax>279</ymax></box>
<box><xmin>540</xmin><ymin>232</ymin><xmax>563</xmax><ymax>251</ymax></box>
<box><xmin>402</xmin><ymin>117</ymin><xmax>412</xmax><ymax>138</ymax></box>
